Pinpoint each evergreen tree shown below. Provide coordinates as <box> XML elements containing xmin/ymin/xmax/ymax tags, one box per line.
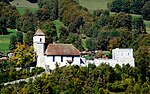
<box><xmin>9</xmin><ymin>34</ymin><xmax>17</xmax><ymax>50</ymax></box>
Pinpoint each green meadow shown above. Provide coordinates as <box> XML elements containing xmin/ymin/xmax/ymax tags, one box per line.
<box><xmin>17</xmin><ymin>7</ymin><xmax>38</xmax><ymax>14</ymax></box>
<box><xmin>0</xmin><ymin>29</ymin><xmax>17</xmax><ymax>55</ymax></box>
<box><xmin>10</xmin><ymin>0</ymin><xmax>38</xmax><ymax>14</ymax></box>
<box><xmin>79</xmin><ymin>0</ymin><xmax>113</xmax><ymax>13</ymax></box>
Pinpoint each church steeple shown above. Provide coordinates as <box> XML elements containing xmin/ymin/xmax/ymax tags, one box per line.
<box><xmin>33</xmin><ymin>28</ymin><xmax>45</xmax><ymax>44</ymax></box>
<box><xmin>33</xmin><ymin>28</ymin><xmax>45</xmax><ymax>55</ymax></box>
<box><xmin>34</xmin><ymin>28</ymin><xmax>45</xmax><ymax>36</ymax></box>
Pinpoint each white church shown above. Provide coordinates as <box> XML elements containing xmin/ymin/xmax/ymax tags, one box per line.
<box><xmin>33</xmin><ymin>29</ymin><xmax>81</xmax><ymax>70</ymax></box>
<box><xmin>33</xmin><ymin>29</ymin><xmax>135</xmax><ymax>70</ymax></box>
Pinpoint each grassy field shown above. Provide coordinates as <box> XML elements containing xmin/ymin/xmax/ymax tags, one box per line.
<box><xmin>0</xmin><ymin>29</ymin><xmax>16</xmax><ymax>55</ymax></box>
<box><xmin>17</xmin><ymin>7</ymin><xmax>38</xmax><ymax>14</ymax></box>
<box><xmin>79</xmin><ymin>0</ymin><xmax>113</xmax><ymax>13</ymax></box>
<box><xmin>10</xmin><ymin>0</ymin><xmax>38</xmax><ymax>14</ymax></box>
<box><xmin>144</xmin><ymin>21</ymin><xmax>150</xmax><ymax>34</ymax></box>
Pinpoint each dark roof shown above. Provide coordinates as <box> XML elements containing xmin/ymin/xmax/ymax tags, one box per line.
<box><xmin>45</xmin><ymin>44</ymin><xmax>80</xmax><ymax>56</ymax></box>
<box><xmin>34</xmin><ymin>28</ymin><xmax>45</xmax><ymax>36</ymax></box>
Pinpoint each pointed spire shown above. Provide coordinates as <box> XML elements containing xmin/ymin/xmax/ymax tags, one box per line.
<box><xmin>34</xmin><ymin>28</ymin><xmax>45</xmax><ymax>36</ymax></box>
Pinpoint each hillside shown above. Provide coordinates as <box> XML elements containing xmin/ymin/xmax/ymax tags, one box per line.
<box><xmin>10</xmin><ymin>0</ymin><xmax>38</xmax><ymax>14</ymax></box>
<box><xmin>79</xmin><ymin>0</ymin><xmax>113</xmax><ymax>12</ymax></box>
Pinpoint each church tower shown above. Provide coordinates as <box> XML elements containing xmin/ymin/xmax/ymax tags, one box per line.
<box><xmin>33</xmin><ymin>28</ymin><xmax>46</xmax><ymax>68</ymax></box>
<box><xmin>33</xmin><ymin>28</ymin><xmax>45</xmax><ymax>55</ymax></box>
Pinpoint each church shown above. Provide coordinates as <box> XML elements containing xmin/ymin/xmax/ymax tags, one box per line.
<box><xmin>33</xmin><ymin>29</ymin><xmax>81</xmax><ymax>70</ymax></box>
<box><xmin>33</xmin><ymin>29</ymin><xmax>135</xmax><ymax>70</ymax></box>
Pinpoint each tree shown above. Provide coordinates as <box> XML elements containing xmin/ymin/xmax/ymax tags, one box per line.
<box><xmin>59</xmin><ymin>26</ymin><xmax>69</xmax><ymax>43</ymax></box>
<box><xmin>0</xmin><ymin>3</ymin><xmax>20</xmax><ymax>29</ymax></box>
<box><xmin>135</xmin><ymin>46</ymin><xmax>150</xmax><ymax>83</ymax></box>
<box><xmin>24</xmin><ymin>30</ymin><xmax>35</xmax><ymax>46</ymax></box>
<box><xmin>108</xmin><ymin>38</ymin><xmax>119</xmax><ymax>51</ymax></box>
<box><xmin>132</xmin><ymin>17</ymin><xmax>146</xmax><ymax>34</ymax></box>
<box><xmin>107</xmin><ymin>0</ymin><xmax>123</xmax><ymax>13</ymax></box>
<box><xmin>9</xmin><ymin>34</ymin><xmax>17</xmax><ymax>50</ymax></box>
<box><xmin>130</xmin><ymin>0</ymin><xmax>143</xmax><ymax>14</ymax></box>
<box><xmin>65</xmin><ymin>33</ymin><xmax>83</xmax><ymax>51</ymax></box>
<box><xmin>21</xmin><ymin>10</ymin><xmax>36</xmax><ymax>33</ymax></box>
<box><xmin>33</xmin><ymin>74</ymin><xmax>53</xmax><ymax>94</ymax></box>
<box><xmin>68</xmin><ymin>16</ymin><xmax>84</xmax><ymax>33</ymax></box>
<box><xmin>0</xmin><ymin>17</ymin><xmax>7</xmax><ymax>35</ymax></box>
<box><xmin>86</xmin><ymin>38</ymin><xmax>94</xmax><ymax>51</ymax></box>
<box><xmin>112</xmin><ymin>13</ymin><xmax>132</xmax><ymax>30</ymax></box>
<box><xmin>42</xmin><ymin>21</ymin><xmax>57</xmax><ymax>43</ymax></box>
<box><xmin>10</xmin><ymin>43</ymin><xmax>35</xmax><ymax>68</ymax></box>
<box><xmin>16</xmin><ymin>31</ymin><xmax>23</xmax><ymax>43</ymax></box>
<box><xmin>142</xmin><ymin>1</ymin><xmax>150</xmax><ymax>20</ymax></box>
<box><xmin>34</xmin><ymin>8</ymin><xmax>50</xmax><ymax>21</ymax></box>
<box><xmin>37</xmin><ymin>0</ymin><xmax>58</xmax><ymax>20</ymax></box>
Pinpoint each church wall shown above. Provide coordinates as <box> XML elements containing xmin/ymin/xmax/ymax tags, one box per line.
<box><xmin>37</xmin><ymin>56</ymin><xmax>46</xmax><ymax>69</ymax></box>
<box><xmin>35</xmin><ymin>44</ymin><xmax>44</xmax><ymax>55</ymax></box>
<box><xmin>45</xmin><ymin>56</ymin><xmax>80</xmax><ymax>70</ymax></box>
<box><xmin>33</xmin><ymin>36</ymin><xmax>45</xmax><ymax>43</ymax></box>
<box><xmin>71</xmin><ymin>57</ymin><xmax>80</xmax><ymax>65</ymax></box>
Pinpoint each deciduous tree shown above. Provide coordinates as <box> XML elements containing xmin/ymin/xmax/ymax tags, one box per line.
<box><xmin>11</xmin><ymin>43</ymin><xmax>35</xmax><ymax>68</ymax></box>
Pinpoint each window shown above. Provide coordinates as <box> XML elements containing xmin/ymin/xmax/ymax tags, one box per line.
<box><xmin>128</xmin><ymin>53</ymin><xmax>130</xmax><ymax>56</ymax></box>
<box><xmin>72</xmin><ymin>56</ymin><xmax>74</xmax><ymax>61</ymax></box>
<box><xmin>40</xmin><ymin>38</ymin><xmax>42</xmax><ymax>42</ymax></box>
<box><xmin>61</xmin><ymin>56</ymin><xmax>63</xmax><ymax>62</ymax></box>
<box><xmin>53</xmin><ymin>56</ymin><xmax>55</xmax><ymax>62</ymax></box>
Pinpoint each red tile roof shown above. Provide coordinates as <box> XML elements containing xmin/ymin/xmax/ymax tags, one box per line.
<box><xmin>45</xmin><ymin>44</ymin><xmax>80</xmax><ymax>56</ymax></box>
<box><xmin>34</xmin><ymin>28</ymin><xmax>45</xmax><ymax>36</ymax></box>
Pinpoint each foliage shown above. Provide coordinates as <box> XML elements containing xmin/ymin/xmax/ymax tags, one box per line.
<box><xmin>108</xmin><ymin>0</ymin><xmax>150</xmax><ymax>20</ymax></box>
<box><xmin>9</xmin><ymin>31</ymin><xmax>23</xmax><ymax>50</ymax></box>
<box><xmin>0</xmin><ymin>17</ymin><xmax>7</xmax><ymax>35</ymax></box>
<box><xmin>16</xmin><ymin>31</ymin><xmax>23</xmax><ymax>43</ymax></box>
<box><xmin>37</xmin><ymin>0</ymin><xmax>58</xmax><ymax>20</ymax></box>
<box><xmin>135</xmin><ymin>46</ymin><xmax>150</xmax><ymax>83</ymax></box>
<box><xmin>0</xmin><ymin>60</ymin><xmax>44</xmax><ymax>84</ymax></box>
<box><xmin>10</xmin><ymin>43</ymin><xmax>35</xmax><ymax>67</ymax></box>
<box><xmin>1</xmin><ymin>64</ymin><xmax>150</xmax><ymax>93</ymax></box>
<box><xmin>9</xmin><ymin>33</ymin><xmax>17</xmax><ymax>50</ymax></box>
<box><xmin>42</xmin><ymin>21</ymin><xmax>57</xmax><ymax>43</ymax></box>
<box><xmin>0</xmin><ymin>2</ymin><xmax>20</xmax><ymax>29</ymax></box>
<box><xmin>142</xmin><ymin>1</ymin><xmax>150</xmax><ymax>20</ymax></box>
<box><xmin>24</xmin><ymin>30</ymin><xmax>35</xmax><ymax>46</ymax></box>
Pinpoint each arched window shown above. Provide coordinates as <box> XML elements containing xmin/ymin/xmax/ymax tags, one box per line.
<box><xmin>40</xmin><ymin>38</ymin><xmax>42</xmax><ymax>42</ymax></box>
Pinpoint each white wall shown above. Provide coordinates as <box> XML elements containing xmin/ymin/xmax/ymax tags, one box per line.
<box><xmin>35</xmin><ymin>44</ymin><xmax>44</xmax><ymax>55</ymax></box>
<box><xmin>37</xmin><ymin>56</ymin><xmax>46</xmax><ymax>69</ymax></box>
<box><xmin>33</xmin><ymin>36</ymin><xmax>45</xmax><ymax>43</ymax></box>
<box><xmin>81</xmin><ymin>58</ymin><xmax>117</xmax><ymax>67</ymax></box>
<box><xmin>81</xmin><ymin>57</ymin><xmax>134</xmax><ymax>67</ymax></box>
<box><xmin>33</xmin><ymin>35</ymin><xmax>45</xmax><ymax>56</ymax></box>
<box><xmin>112</xmin><ymin>48</ymin><xmax>134</xmax><ymax>67</ymax></box>
<box><xmin>45</xmin><ymin>56</ymin><xmax>80</xmax><ymax>70</ymax></box>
